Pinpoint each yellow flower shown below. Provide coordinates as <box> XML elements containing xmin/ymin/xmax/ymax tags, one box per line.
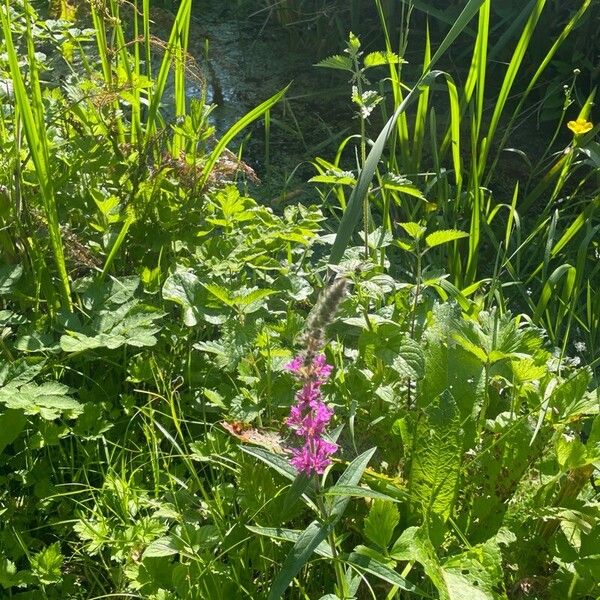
<box><xmin>567</xmin><ymin>117</ymin><xmax>593</xmax><ymax>135</ymax></box>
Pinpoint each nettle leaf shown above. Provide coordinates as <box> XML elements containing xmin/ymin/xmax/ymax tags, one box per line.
<box><xmin>315</xmin><ymin>54</ymin><xmax>353</xmax><ymax>71</ymax></box>
<box><xmin>399</xmin><ymin>222</ymin><xmax>425</xmax><ymax>240</ymax></box>
<box><xmin>364</xmin><ymin>500</ymin><xmax>400</xmax><ymax>549</ymax></box>
<box><xmin>163</xmin><ymin>269</ymin><xmax>203</xmax><ymax>326</ymax></box>
<box><xmin>60</xmin><ymin>301</ymin><xmax>163</xmax><ymax>352</ymax></box>
<box><xmin>425</xmin><ymin>229</ymin><xmax>468</xmax><ymax>248</ymax></box>
<box><xmin>363</xmin><ymin>51</ymin><xmax>404</xmax><ymax>68</ymax></box>
<box><xmin>0</xmin><ymin>381</ymin><xmax>82</xmax><ymax>420</ymax></box>
<box><xmin>408</xmin><ymin>391</ymin><xmax>461</xmax><ymax>522</ymax></box>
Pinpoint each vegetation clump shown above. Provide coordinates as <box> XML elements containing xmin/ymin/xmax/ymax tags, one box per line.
<box><xmin>0</xmin><ymin>1</ymin><xmax>598</xmax><ymax>599</ymax></box>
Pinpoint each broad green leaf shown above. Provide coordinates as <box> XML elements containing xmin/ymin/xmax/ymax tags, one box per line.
<box><xmin>60</xmin><ymin>302</ymin><xmax>163</xmax><ymax>352</ymax></box>
<box><xmin>441</xmin><ymin>539</ymin><xmax>506</xmax><ymax>600</ymax></box>
<box><xmin>0</xmin><ymin>410</ymin><xmax>27</xmax><ymax>455</ymax></box>
<box><xmin>425</xmin><ymin>230</ymin><xmax>469</xmax><ymax>248</ymax></box>
<box><xmin>0</xmin><ymin>381</ymin><xmax>82</xmax><ymax>420</ymax></box>
<box><xmin>163</xmin><ymin>269</ymin><xmax>227</xmax><ymax>326</ymax></box>
<box><xmin>364</xmin><ymin>500</ymin><xmax>400</xmax><ymax>549</ymax></box>
<box><xmin>0</xmin><ymin>264</ymin><xmax>23</xmax><ymax>295</ymax></box>
<box><xmin>30</xmin><ymin>543</ymin><xmax>63</xmax><ymax>585</ymax></box>
<box><xmin>142</xmin><ymin>537</ymin><xmax>179</xmax><ymax>559</ymax></box>
<box><xmin>392</xmin><ymin>338</ymin><xmax>426</xmax><ymax>379</ymax></box>
<box><xmin>202</xmin><ymin>283</ymin><xmax>235</xmax><ymax>307</ymax></box>
<box><xmin>408</xmin><ymin>391</ymin><xmax>461</xmax><ymax>522</ymax></box>
<box><xmin>315</xmin><ymin>54</ymin><xmax>353</xmax><ymax>71</ymax></box>
<box><xmin>556</xmin><ymin>435</ymin><xmax>588</xmax><ymax>471</ymax></box>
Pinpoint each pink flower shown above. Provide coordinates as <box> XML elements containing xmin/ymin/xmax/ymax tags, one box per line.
<box><xmin>290</xmin><ymin>438</ymin><xmax>338</xmax><ymax>475</ymax></box>
<box><xmin>285</xmin><ymin>355</ymin><xmax>304</xmax><ymax>374</ymax></box>
<box><xmin>312</xmin><ymin>354</ymin><xmax>333</xmax><ymax>380</ymax></box>
<box><xmin>285</xmin><ymin>353</ymin><xmax>337</xmax><ymax>476</ymax></box>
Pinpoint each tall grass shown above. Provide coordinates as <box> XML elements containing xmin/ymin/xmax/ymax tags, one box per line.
<box><xmin>1</xmin><ymin>1</ymin><xmax>72</xmax><ymax>310</ymax></box>
<box><xmin>323</xmin><ymin>0</ymin><xmax>598</xmax><ymax>358</ymax></box>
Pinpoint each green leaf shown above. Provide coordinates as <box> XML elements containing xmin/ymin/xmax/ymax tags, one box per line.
<box><xmin>329</xmin><ymin>447</ymin><xmax>377</xmax><ymax>518</ymax></box>
<box><xmin>425</xmin><ymin>229</ymin><xmax>469</xmax><ymax>248</ymax></box>
<box><xmin>143</xmin><ymin>536</ymin><xmax>179</xmax><ymax>559</ymax></box>
<box><xmin>441</xmin><ymin>539</ymin><xmax>506</xmax><ymax>600</ymax></box>
<box><xmin>363</xmin><ymin>51</ymin><xmax>404</xmax><ymax>68</ymax></box>
<box><xmin>0</xmin><ymin>410</ymin><xmax>27</xmax><ymax>455</ymax></box>
<box><xmin>0</xmin><ymin>264</ymin><xmax>23</xmax><ymax>295</ymax></box>
<box><xmin>268</xmin><ymin>521</ymin><xmax>331</xmax><ymax>600</ymax></box>
<box><xmin>202</xmin><ymin>283</ymin><xmax>235</xmax><ymax>307</ymax></box>
<box><xmin>345</xmin><ymin>552</ymin><xmax>427</xmax><ymax>596</ymax></box>
<box><xmin>324</xmin><ymin>485</ymin><xmax>400</xmax><ymax>503</ymax></box>
<box><xmin>315</xmin><ymin>54</ymin><xmax>353</xmax><ymax>71</ymax></box>
<box><xmin>0</xmin><ymin>381</ymin><xmax>82</xmax><ymax>420</ymax></box>
<box><xmin>30</xmin><ymin>542</ymin><xmax>63</xmax><ymax>585</ymax></box>
<box><xmin>391</xmin><ymin>526</ymin><xmax>448</xmax><ymax>599</ymax></box>
<box><xmin>400</xmin><ymin>222</ymin><xmax>426</xmax><ymax>240</ymax></box>
<box><xmin>408</xmin><ymin>391</ymin><xmax>461</xmax><ymax>522</ymax></box>
<box><xmin>60</xmin><ymin>302</ymin><xmax>163</xmax><ymax>352</ymax></box>
<box><xmin>241</xmin><ymin>446</ymin><xmax>303</xmax><ymax>484</ymax></box>
<box><xmin>247</xmin><ymin>526</ymin><xmax>333</xmax><ymax>558</ymax></box>
<box><xmin>364</xmin><ymin>500</ymin><xmax>400</xmax><ymax>549</ymax></box>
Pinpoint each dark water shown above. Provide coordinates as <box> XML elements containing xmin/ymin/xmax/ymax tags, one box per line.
<box><xmin>172</xmin><ymin>2</ymin><xmax>356</xmax><ymax>200</ymax></box>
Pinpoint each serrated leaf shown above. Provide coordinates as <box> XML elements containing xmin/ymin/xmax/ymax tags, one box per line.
<box><xmin>30</xmin><ymin>542</ymin><xmax>62</xmax><ymax>585</ymax></box>
<box><xmin>364</xmin><ymin>500</ymin><xmax>399</xmax><ymax>549</ymax></box>
<box><xmin>408</xmin><ymin>391</ymin><xmax>461</xmax><ymax>522</ymax></box>
<box><xmin>60</xmin><ymin>302</ymin><xmax>163</xmax><ymax>352</ymax></box>
<box><xmin>142</xmin><ymin>536</ymin><xmax>179</xmax><ymax>558</ymax></box>
<box><xmin>399</xmin><ymin>222</ymin><xmax>426</xmax><ymax>240</ymax></box>
<box><xmin>363</xmin><ymin>51</ymin><xmax>404</xmax><ymax>68</ymax></box>
<box><xmin>0</xmin><ymin>381</ymin><xmax>82</xmax><ymax>420</ymax></box>
<box><xmin>425</xmin><ymin>229</ymin><xmax>468</xmax><ymax>248</ymax></box>
<box><xmin>202</xmin><ymin>283</ymin><xmax>235</xmax><ymax>307</ymax></box>
<box><xmin>392</xmin><ymin>337</ymin><xmax>425</xmax><ymax>379</ymax></box>
<box><xmin>315</xmin><ymin>54</ymin><xmax>353</xmax><ymax>71</ymax></box>
<box><xmin>391</xmin><ymin>527</ymin><xmax>447</xmax><ymax>598</ymax></box>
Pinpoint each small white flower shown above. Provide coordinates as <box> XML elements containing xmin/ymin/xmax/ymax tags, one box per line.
<box><xmin>574</xmin><ymin>341</ymin><xmax>587</xmax><ymax>353</ymax></box>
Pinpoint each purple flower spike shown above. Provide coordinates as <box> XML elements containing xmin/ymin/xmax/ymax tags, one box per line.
<box><xmin>285</xmin><ymin>352</ymin><xmax>337</xmax><ymax>476</ymax></box>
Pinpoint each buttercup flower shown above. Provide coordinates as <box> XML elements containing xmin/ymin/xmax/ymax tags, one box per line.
<box><xmin>567</xmin><ymin>117</ymin><xmax>593</xmax><ymax>136</ymax></box>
